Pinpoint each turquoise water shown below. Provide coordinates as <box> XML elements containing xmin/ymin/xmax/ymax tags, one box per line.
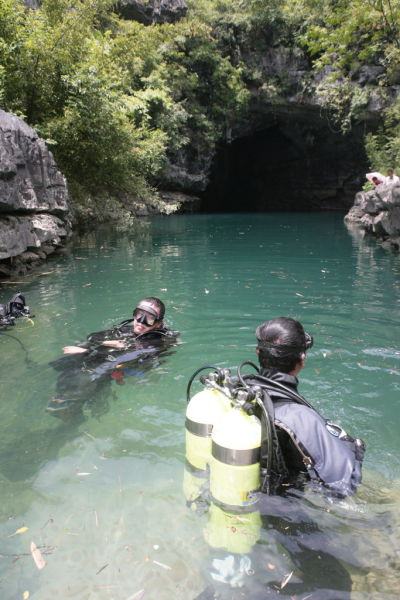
<box><xmin>0</xmin><ymin>212</ymin><xmax>400</xmax><ymax>599</ymax></box>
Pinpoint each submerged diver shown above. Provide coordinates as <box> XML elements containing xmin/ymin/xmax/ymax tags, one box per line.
<box><xmin>47</xmin><ymin>297</ymin><xmax>178</xmax><ymax>420</ymax></box>
<box><xmin>253</xmin><ymin>317</ymin><xmax>365</xmax><ymax>497</ymax></box>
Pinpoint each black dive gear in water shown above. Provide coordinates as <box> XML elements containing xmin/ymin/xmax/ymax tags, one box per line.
<box><xmin>0</xmin><ymin>292</ymin><xmax>34</xmax><ymax>327</ymax></box>
<box><xmin>242</xmin><ymin>364</ymin><xmax>365</xmax><ymax>497</ymax></box>
<box><xmin>47</xmin><ymin>320</ymin><xmax>178</xmax><ymax>420</ymax></box>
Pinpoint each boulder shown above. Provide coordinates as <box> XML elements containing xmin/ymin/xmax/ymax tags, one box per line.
<box><xmin>344</xmin><ymin>183</ymin><xmax>400</xmax><ymax>250</ymax></box>
<box><xmin>0</xmin><ymin>110</ymin><xmax>72</xmax><ymax>276</ymax></box>
<box><xmin>0</xmin><ymin>110</ymin><xmax>70</xmax><ymax>216</ymax></box>
<box><xmin>158</xmin><ymin>191</ymin><xmax>201</xmax><ymax>213</ymax></box>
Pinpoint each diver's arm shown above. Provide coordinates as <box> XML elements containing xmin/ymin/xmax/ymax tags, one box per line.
<box><xmin>62</xmin><ymin>322</ymin><xmax>135</xmax><ymax>354</ymax></box>
<box><xmin>101</xmin><ymin>340</ymin><xmax>127</xmax><ymax>349</ymax></box>
<box><xmin>63</xmin><ymin>345</ymin><xmax>89</xmax><ymax>354</ymax></box>
<box><xmin>62</xmin><ymin>339</ymin><xmax>127</xmax><ymax>353</ymax></box>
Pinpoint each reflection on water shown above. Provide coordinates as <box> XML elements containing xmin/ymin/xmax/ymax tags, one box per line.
<box><xmin>0</xmin><ymin>213</ymin><xmax>400</xmax><ymax>599</ymax></box>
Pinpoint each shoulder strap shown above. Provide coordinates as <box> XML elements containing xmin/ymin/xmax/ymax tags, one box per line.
<box><xmin>258</xmin><ymin>389</ymin><xmax>288</xmax><ymax>494</ymax></box>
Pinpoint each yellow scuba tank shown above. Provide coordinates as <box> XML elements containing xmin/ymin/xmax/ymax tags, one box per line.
<box><xmin>185</xmin><ymin>387</ymin><xmax>232</xmax><ymax>472</ymax></box>
<box><xmin>210</xmin><ymin>405</ymin><xmax>262</xmax><ymax>508</ymax></box>
<box><xmin>204</xmin><ymin>502</ymin><xmax>261</xmax><ymax>554</ymax></box>
<box><xmin>184</xmin><ymin>387</ymin><xmax>232</xmax><ymax>505</ymax></box>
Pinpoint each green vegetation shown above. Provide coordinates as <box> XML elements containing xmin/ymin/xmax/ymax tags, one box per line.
<box><xmin>0</xmin><ymin>0</ymin><xmax>399</xmax><ymax>225</ymax></box>
<box><xmin>286</xmin><ymin>0</ymin><xmax>400</xmax><ymax>170</ymax></box>
<box><xmin>0</xmin><ymin>0</ymin><xmax>249</xmax><ymax>224</ymax></box>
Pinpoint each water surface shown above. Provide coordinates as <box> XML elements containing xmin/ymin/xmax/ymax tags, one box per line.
<box><xmin>1</xmin><ymin>213</ymin><xmax>399</xmax><ymax>599</ymax></box>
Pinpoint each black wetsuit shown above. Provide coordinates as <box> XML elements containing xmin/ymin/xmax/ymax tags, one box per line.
<box><xmin>47</xmin><ymin>320</ymin><xmax>178</xmax><ymax>420</ymax></box>
<box><xmin>258</xmin><ymin>368</ymin><xmax>365</xmax><ymax>497</ymax></box>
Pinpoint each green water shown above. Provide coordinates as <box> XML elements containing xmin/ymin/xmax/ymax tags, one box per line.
<box><xmin>1</xmin><ymin>212</ymin><xmax>400</xmax><ymax>599</ymax></box>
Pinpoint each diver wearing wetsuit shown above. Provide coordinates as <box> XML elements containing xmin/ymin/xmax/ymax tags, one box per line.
<box><xmin>254</xmin><ymin>317</ymin><xmax>365</xmax><ymax>498</ymax></box>
<box><xmin>47</xmin><ymin>297</ymin><xmax>178</xmax><ymax>420</ymax></box>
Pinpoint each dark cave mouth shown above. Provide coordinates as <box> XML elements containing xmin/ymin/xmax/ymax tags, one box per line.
<box><xmin>201</xmin><ymin>119</ymin><xmax>368</xmax><ymax>213</ymax></box>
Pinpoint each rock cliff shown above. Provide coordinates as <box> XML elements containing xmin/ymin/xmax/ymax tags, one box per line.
<box><xmin>0</xmin><ymin>109</ymin><xmax>72</xmax><ymax>277</ymax></box>
<box><xmin>344</xmin><ymin>184</ymin><xmax>400</xmax><ymax>250</ymax></box>
<box><xmin>115</xmin><ymin>0</ymin><xmax>187</xmax><ymax>24</ymax></box>
<box><xmin>162</xmin><ymin>43</ymin><xmax>385</xmax><ymax>212</ymax></box>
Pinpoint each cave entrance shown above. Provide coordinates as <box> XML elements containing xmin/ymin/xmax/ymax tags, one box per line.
<box><xmin>202</xmin><ymin>117</ymin><xmax>368</xmax><ymax>212</ymax></box>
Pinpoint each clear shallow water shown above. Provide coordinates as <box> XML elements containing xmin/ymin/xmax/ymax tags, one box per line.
<box><xmin>0</xmin><ymin>212</ymin><xmax>400</xmax><ymax>599</ymax></box>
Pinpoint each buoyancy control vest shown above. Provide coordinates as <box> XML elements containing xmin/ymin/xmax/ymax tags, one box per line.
<box><xmin>257</xmin><ymin>368</ymin><xmax>365</xmax><ymax>497</ymax></box>
<box><xmin>48</xmin><ymin>323</ymin><xmax>179</xmax><ymax>418</ymax></box>
<box><xmin>51</xmin><ymin>321</ymin><xmax>177</xmax><ymax>376</ymax></box>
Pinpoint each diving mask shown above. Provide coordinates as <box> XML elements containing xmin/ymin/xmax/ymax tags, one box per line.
<box><xmin>133</xmin><ymin>307</ymin><xmax>159</xmax><ymax>327</ymax></box>
<box><xmin>304</xmin><ymin>332</ymin><xmax>313</xmax><ymax>350</ymax></box>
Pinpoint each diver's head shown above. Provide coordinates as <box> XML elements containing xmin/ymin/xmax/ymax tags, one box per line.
<box><xmin>133</xmin><ymin>297</ymin><xmax>165</xmax><ymax>335</ymax></box>
<box><xmin>256</xmin><ymin>317</ymin><xmax>313</xmax><ymax>375</ymax></box>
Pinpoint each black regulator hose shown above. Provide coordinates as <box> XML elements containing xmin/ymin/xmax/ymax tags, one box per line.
<box><xmin>186</xmin><ymin>365</ymin><xmax>223</xmax><ymax>403</ymax></box>
<box><xmin>0</xmin><ymin>331</ymin><xmax>38</xmax><ymax>368</ymax></box>
<box><xmin>236</xmin><ymin>360</ymin><xmax>314</xmax><ymax>409</ymax></box>
<box><xmin>237</xmin><ymin>360</ymin><xmax>259</xmax><ymax>388</ymax></box>
<box><xmin>257</xmin><ymin>389</ymin><xmax>289</xmax><ymax>494</ymax></box>
<box><xmin>250</xmin><ymin>373</ymin><xmax>314</xmax><ymax>409</ymax></box>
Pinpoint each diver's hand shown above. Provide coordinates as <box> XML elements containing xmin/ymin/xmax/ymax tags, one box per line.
<box><xmin>62</xmin><ymin>346</ymin><xmax>89</xmax><ymax>354</ymax></box>
<box><xmin>101</xmin><ymin>340</ymin><xmax>126</xmax><ymax>349</ymax></box>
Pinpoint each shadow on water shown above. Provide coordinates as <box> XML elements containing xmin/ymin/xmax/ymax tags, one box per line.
<box><xmin>0</xmin><ymin>421</ymin><xmax>79</xmax><ymax>482</ymax></box>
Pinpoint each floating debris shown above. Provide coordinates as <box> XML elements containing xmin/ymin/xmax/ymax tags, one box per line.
<box><xmin>41</xmin><ymin>519</ymin><xmax>54</xmax><ymax>530</ymax></box>
<box><xmin>8</xmin><ymin>526</ymin><xmax>28</xmax><ymax>537</ymax></box>
<box><xmin>126</xmin><ymin>590</ymin><xmax>145</xmax><ymax>600</ymax></box>
<box><xmin>30</xmin><ymin>542</ymin><xmax>46</xmax><ymax>570</ymax></box>
<box><xmin>281</xmin><ymin>570</ymin><xmax>293</xmax><ymax>589</ymax></box>
<box><xmin>96</xmin><ymin>563</ymin><xmax>109</xmax><ymax>575</ymax></box>
<box><xmin>152</xmin><ymin>560</ymin><xmax>171</xmax><ymax>570</ymax></box>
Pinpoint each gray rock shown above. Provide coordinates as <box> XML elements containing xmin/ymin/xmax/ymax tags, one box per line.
<box><xmin>0</xmin><ymin>109</ymin><xmax>70</xmax><ymax>216</ymax></box>
<box><xmin>115</xmin><ymin>0</ymin><xmax>187</xmax><ymax>24</ymax></box>
<box><xmin>158</xmin><ymin>191</ymin><xmax>201</xmax><ymax>213</ymax></box>
<box><xmin>345</xmin><ymin>183</ymin><xmax>400</xmax><ymax>250</ymax></box>
<box><xmin>352</xmin><ymin>65</ymin><xmax>385</xmax><ymax>86</ymax></box>
<box><xmin>0</xmin><ymin>110</ymin><xmax>72</xmax><ymax>275</ymax></box>
<box><xmin>0</xmin><ymin>214</ymin><xmax>68</xmax><ymax>260</ymax></box>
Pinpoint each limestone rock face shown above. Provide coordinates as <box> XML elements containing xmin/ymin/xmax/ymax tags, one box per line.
<box><xmin>0</xmin><ymin>109</ymin><xmax>72</xmax><ymax>276</ymax></box>
<box><xmin>345</xmin><ymin>183</ymin><xmax>400</xmax><ymax>250</ymax></box>
<box><xmin>115</xmin><ymin>0</ymin><xmax>187</xmax><ymax>24</ymax></box>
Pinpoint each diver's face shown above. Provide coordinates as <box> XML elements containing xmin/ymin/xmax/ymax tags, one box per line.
<box><xmin>132</xmin><ymin>304</ymin><xmax>161</xmax><ymax>335</ymax></box>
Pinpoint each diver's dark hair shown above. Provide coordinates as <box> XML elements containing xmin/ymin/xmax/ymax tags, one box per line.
<box><xmin>256</xmin><ymin>317</ymin><xmax>312</xmax><ymax>373</ymax></box>
<box><xmin>140</xmin><ymin>297</ymin><xmax>165</xmax><ymax>320</ymax></box>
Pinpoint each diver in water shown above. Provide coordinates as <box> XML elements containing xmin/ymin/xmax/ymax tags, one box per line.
<box><xmin>47</xmin><ymin>297</ymin><xmax>179</xmax><ymax>420</ymax></box>
<box><xmin>187</xmin><ymin>318</ymin><xmax>363</xmax><ymax>600</ymax></box>
<box><xmin>254</xmin><ymin>317</ymin><xmax>365</xmax><ymax>497</ymax></box>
